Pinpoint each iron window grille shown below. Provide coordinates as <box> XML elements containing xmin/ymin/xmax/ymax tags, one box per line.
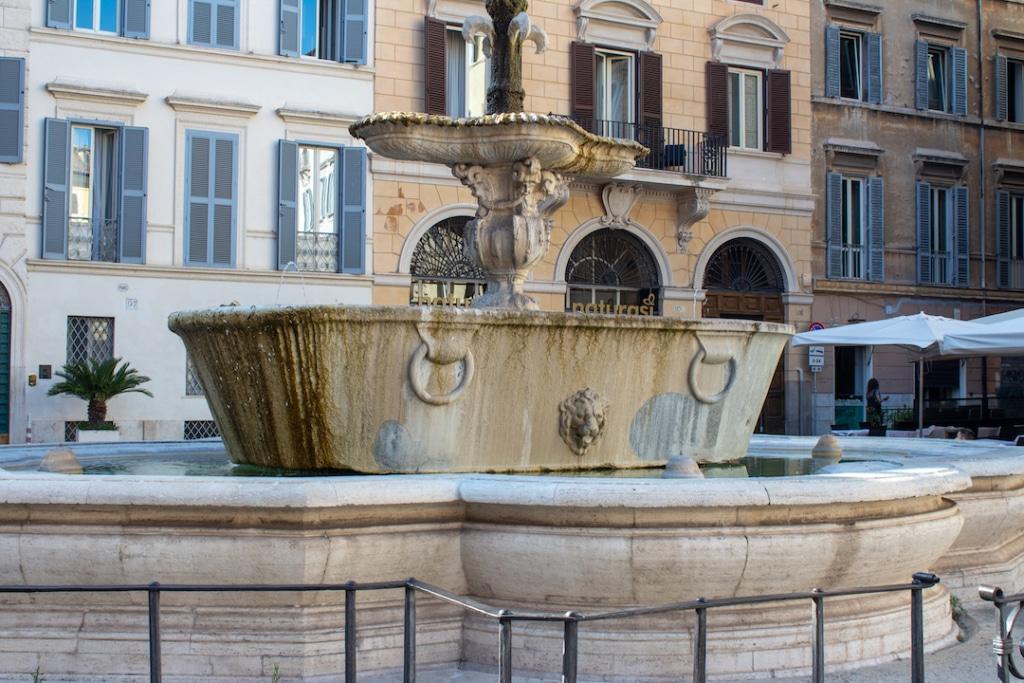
<box><xmin>183</xmin><ymin>420</ymin><xmax>219</xmax><ymax>441</ymax></box>
<box><xmin>66</xmin><ymin>316</ymin><xmax>114</xmax><ymax>365</ymax></box>
<box><xmin>185</xmin><ymin>355</ymin><xmax>204</xmax><ymax>397</ymax></box>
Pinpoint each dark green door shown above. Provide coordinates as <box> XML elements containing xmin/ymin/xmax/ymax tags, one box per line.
<box><xmin>0</xmin><ymin>310</ymin><xmax>11</xmax><ymax>441</ymax></box>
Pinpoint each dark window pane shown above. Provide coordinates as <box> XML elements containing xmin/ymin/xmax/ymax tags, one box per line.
<box><xmin>928</xmin><ymin>48</ymin><xmax>947</xmax><ymax>111</ymax></box>
<box><xmin>839</xmin><ymin>34</ymin><xmax>861</xmax><ymax>99</ymax></box>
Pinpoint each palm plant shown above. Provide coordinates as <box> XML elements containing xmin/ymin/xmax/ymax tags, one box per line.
<box><xmin>47</xmin><ymin>358</ymin><xmax>153</xmax><ymax>424</ymax></box>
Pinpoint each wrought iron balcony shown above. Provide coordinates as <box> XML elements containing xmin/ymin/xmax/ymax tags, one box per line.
<box><xmin>570</xmin><ymin>117</ymin><xmax>728</xmax><ymax>178</ymax></box>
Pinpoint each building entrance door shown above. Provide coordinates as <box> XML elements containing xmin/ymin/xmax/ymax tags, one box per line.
<box><xmin>702</xmin><ymin>238</ymin><xmax>786</xmax><ymax>434</ymax></box>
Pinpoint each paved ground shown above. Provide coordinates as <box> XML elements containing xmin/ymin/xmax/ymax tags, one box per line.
<box><xmin>366</xmin><ymin>605</ymin><xmax>999</xmax><ymax>682</ymax></box>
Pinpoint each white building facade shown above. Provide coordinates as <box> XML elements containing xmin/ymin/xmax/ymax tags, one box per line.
<box><xmin>1</xmin><ymin>0</ymin><xmax>375</xmax><ymax>443</ymax></box>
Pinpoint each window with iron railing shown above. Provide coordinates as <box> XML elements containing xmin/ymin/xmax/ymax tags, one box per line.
<box><xmin>67</xmin><ymin>316</ymin><xmax>114</xmax><ymax>364</ymax></box>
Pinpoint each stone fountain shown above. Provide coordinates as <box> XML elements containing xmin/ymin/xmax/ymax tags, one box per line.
<box><xmin>169</xmin><ymin>0</ymin><xmax>790</xmax><ymax>474</ymax></box>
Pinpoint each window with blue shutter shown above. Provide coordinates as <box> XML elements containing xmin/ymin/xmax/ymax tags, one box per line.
<box><xmin>865</xmin><ymin>33</ymin><xmax>882</xmax><ymax>104</ymax></box>
<box><xmin>825</xmin><ymin>171</ymin><xmax>843</xmax><ymax>278</ymax></box>
<box><xmin>997</xmin><ymin>190</ymin><xmax>1011</xmax><ymax>289</ymax></box>
<box><xmin>340</xmin><ymin>147</ymin><xmax>366</xmax><ymax>273</ymax></box>
<box><xmin>279</xmin><ymin>0</ymin><xmax>367</xmax><ymax>64</ymax></box>
<box><xmin>277</xmin><ymin>140</ymin><xmax>299</xmax><ymax>269</ymax></box>
<box><xmin>42</xmin><ymin>119</ymin><xmax>71</xmax><ymax>260</ymax></box>
<box><xmin>189</xmin><ymin>0</ymin><xmax>238</xmax><ymax>50</ymax></box>
<box><xmin>824</xmin><ymin>26</ymin><xmax>840</xmax><ymax>98</ymax></box>
<box><xmin>954</xmin><ymin>186</ymin><xmax>969</xmax><ymax>286</ymax></box>
<box><xmin>914</xmin><ymin>41</ymin><xmax>929</xmax><ymax>111</ymax></box>
<box><xmin>119</xmin><ymin>127</ymin><xmax>148</xmax><ymax>264</ymax></box>
<box><xmin>0</xmin><ymin>58</ymin><xmax>24</xmax><ymax>164</ymax></box>
<box><xmin>952</xmin><ymin>47</ymin><xmax>967</xmax><ymax>116</ymax></box>
<box><xmin>49</xmin><ymin>0</ymin><xmax>149</xmax><ymax>38</ymax></box>
<box><xmin>867</xmin><ymin>176</ymin><xmax>884</xmax><ymax>281</ymax></box>
<box><xmin>916</xmin><ymin>181</ymin><xmax>931</xmax><ymax>283</ymax></box>
<box><xmin>185</xmin><ymin>130</ymin><xmax>238</xmax><ymax>267</ymax></box>
<box><xmin>997</xmin><ymin>55</ymin><xmax>1009</xmax><ymax>122</ymax></box>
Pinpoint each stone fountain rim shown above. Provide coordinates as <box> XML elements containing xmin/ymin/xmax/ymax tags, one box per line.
<box><xmin>168</xmin><ymin>303</ymin><xmax>795</xmax><ymax>336</ymax></box>
<box><xmin>348</xmin><ymin>111</ymin><xmax>649</xmax><ymax>157</ymax></box>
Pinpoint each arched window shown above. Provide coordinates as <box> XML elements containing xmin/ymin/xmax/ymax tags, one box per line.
<box><xmin>566</xmin><ymin>228</ymin><xmax>661</xmax><ymax>314</ymax></box>
<box><xmin>704</xmin><ymin>237</ymin><xmax>785</xmax><ymax>293</ymax></box>
<box><xmin>409</xmin><ymin>216</ymin><xmax>486</xmax><ymax>307</ymax></box>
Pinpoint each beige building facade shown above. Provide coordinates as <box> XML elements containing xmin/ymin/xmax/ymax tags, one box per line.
<box><xmin>371</xmin><ymin>0</ymin><xmax>815</xmax><ymax>434</ymax></box>
<box><xmin>810</xmin><ymin>0</ymin><xmax>1024</xmax><ymax>434</ymax></box>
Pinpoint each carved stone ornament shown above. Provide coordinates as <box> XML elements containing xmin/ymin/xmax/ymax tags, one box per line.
<box><xmin>676</xmin><ymin>188</ymin><xmax>713</xmax><ymax>253</ymax></box>
<box><xmin>600</xmin><ymin>183</ymin><xmax>642</xmax><ymax>227</ymax></box>
<box><xmin>558</xmin><ymin>388</ymin><xmax>609</xmax><ymax>456</ymax></box>
<box><xmin>454</xmin><ymin>157</ymin><xmax>570</xmax><ymax>309</ymax></box>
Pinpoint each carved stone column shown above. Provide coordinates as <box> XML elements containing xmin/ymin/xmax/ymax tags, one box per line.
<box><xmin>455</xmin><ymin>157</ymin><xmax>570</xmax><ymax>310</ymax></box>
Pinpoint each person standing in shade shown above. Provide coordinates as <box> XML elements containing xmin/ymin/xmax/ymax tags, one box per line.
<box><xmin>866</xmin><ymin>377</ymin><xmax>888</xmax><ymax>429</ymax></box>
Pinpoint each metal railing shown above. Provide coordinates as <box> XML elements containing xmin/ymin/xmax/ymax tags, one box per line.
<box><xmin>0</xmin><ymin>572</ymin><xmax>942</xmax><ymax>682</ymax></box>
<box><xmin>570</xmin><ymin>116</ymin><xmax>727</xmax><ymax>177</ymax></box>
<box><xmin>981</xmin><ymin>585</ymin><xmax>1024</xmax><ymax>681</ymax></box>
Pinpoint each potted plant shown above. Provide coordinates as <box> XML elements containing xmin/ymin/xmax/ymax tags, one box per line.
<box><xmin>47</xmin><ymin>358</ymin><xmax>153</xmax><ymax>442</ymax></box>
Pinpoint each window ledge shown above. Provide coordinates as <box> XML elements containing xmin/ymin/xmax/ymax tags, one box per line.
<box><xmin>26</xmin><ymin>259</ymin><xmax>374</xmax><ymax>285</ymax></box>
<box><xmin>277</xmin><ymin>106</ymin><xmax>361</xmax><ymax>127</ymax></box>
<box><xmin>728</xmin><ymin>147</ymin><xmax>784</xmax><ymax>160</ymax></box>
<box><xmin>166</xmin><ymin>93</ymin><xmax>261</xmax><ymax>118</ymax></box>
<box><xmin>812</xmin><ymin>96</ymin><xmax>981</xmax><ymax>125</ymax></box>
<box><xmin>47</xmin><ymin>80</ymin><xmax>148</xmax><ymax>107</ymax></box>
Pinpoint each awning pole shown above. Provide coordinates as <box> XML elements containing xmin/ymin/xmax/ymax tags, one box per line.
<box><xmin>918</xmin><ymin>355</ymin><xmax>925</xmax><ymax>438</ymax></box>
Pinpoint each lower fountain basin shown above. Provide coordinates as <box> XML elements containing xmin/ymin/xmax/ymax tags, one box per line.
<box><xmin>168</xmin><ymin>305</ymin><xmax>791</xmax><ymax>473</ymax></box>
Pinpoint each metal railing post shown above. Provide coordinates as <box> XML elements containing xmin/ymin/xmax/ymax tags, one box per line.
<box><xmin>561</xmin><ymin>612</ymin><xmax>579</xmax><ymax>683</ymax></box>
<box><xmin>344</xmin><ymin>583</ymin><xmax>357</xmax><ymax>683</ymax></box>
<box><xmin>147</xmin><ymin>582</ymin><xmax>162</xmax><ymax>683</ymax></box>
<box><xmin>403</xmin><ymin>583</ymin><xmax>416</xmax><ymax>683</ymax></box>
<box><xmin>693</xmin><ymin>601</ymin><xmax>707</xmax><ymax>683</ymax></box>
<box><xmin>980</xmin><ymin>586</ymin><xmax>1012</xmax><ymax>683</ymax></box>
<box><xmin>498</xmin><ymin>610</ymin><xmax>513</xmax><ymax>683</ymax></box>
<box><xmin>910</xmin><ymin>573</ymin><xmax>939</xmax><ymax>683</ymax></box>
<box><xmin>811</xmin><ymin>591</ymin><xmax>825</xmax><ymax>683</ymax></box>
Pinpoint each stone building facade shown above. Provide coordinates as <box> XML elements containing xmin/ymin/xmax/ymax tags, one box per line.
<box><xmin>0</xmin><ymin>0</ymin><xmax>376</xmax><ymax>443</ymax></box>
<box><xmin>809</xmin><ymin>0</ymin><xmax>1024</xmax><ymax>433</ymax></box>
<box><xmin>371</xmin><ymin>0</ymin><xmax>815</xmax><ymax>434</ymax></box>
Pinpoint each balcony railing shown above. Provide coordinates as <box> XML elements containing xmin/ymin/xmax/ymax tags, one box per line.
<box><xmin>570</xmin><ymin>117</ymin><xmax>727</xmax><ymax>178</ymax></box>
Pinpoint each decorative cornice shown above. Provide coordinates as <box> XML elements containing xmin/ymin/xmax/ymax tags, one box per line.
<box><xmin>913</xmin><ymin>148</ymin><xmax>968</xmax><ymax>167</ymax></box>
<box><xmin>276</xmin><ymin>106</ymin><xmax>361</xmax><ymax>127</ymax></box>
<box><xmin>911</xmin><ymin>14</ymin><xmax>967</xmax><ymax>33</ymax></box>
<box><xmin>46</xmin><ymin>80</ymin><xmax>148</xmax><ymax>107</ymax></box>
<box><xmin>992</xmin><ymin>28</ymin><xmax>1024</xmax><ymax>46</ymax></box>
<box><xmin>824</xmin><ymin>137</ymin><xmax>884</xmax><ymax>158</ymax></box>
<box><xmin>824</xmin><ymin>0</ymin><xmax>882</xmax><ymax>16</ymax></box>
<box><xmin>165</xmin><ymin>93</ymin><xmax>261</xmax><ymax>117</ymax></box>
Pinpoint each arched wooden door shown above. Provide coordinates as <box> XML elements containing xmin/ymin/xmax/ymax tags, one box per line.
<box><xmin>702</xmin><ymin>238</ymin><xmax>786</xmax><ymax>434</ymax></box>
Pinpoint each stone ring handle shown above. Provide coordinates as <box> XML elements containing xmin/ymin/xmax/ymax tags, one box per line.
<box><xmin>688</xmin><ymin>344</ymin><xmax>737</xmax><ymax>405</ymax></box>
<box><xmin>408</xmin><ymin>342</ymin><xmax>475</xmax><ymax>406</ymax></box>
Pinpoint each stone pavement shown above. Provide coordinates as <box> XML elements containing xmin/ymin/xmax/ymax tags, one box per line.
<box><xmin>370</xmin><ymin>605</ymin><xmax>999</xmax><ymax>682</ymax></box>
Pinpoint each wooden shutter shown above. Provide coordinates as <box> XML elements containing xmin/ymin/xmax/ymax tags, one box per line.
<box><xmin>996</xmin><ymin>55</ymin><xmax>1009</xmax><ymax>122</ymax></box>
<box><xmin>42</xmin><ymin>118</ymin><xmax>70</xmax><ymax>260</ymax></box>
<box><xmin>826</xmin><ymin>172</ymin><xmax>843</xmax><ymax>278</ymax></box>
<box><xmin>189</xmin><ymin>0</ymin><xmax>213</xmax><ymax>45</ymax></box>
<box><xmin>765</xmin><ymin>69</ymin><xmax>791</xmax><ymax>154</ymax></box>
<box><xmin>952</xmin><ymin>47</ymin><xmax>968</xmax><ymax>116</ymax></box>
<box><xmin>638</xmin><ymin>51</ymin><xmax>663</xmax><ymax>128</ymax></box>
<box><xmin>186</xmin><ymin>132</ymin><xmax>211</xmax><ymax>264</ymax></box>
<box><xmin>424</xmin><ymin>17</ymin><xmax>448</xmax><ymax>115</ymax></box>
<box><xmin>46</xmin><ymin>0</ymin><xmax>71</xmax><ymax>29</ymax></box>
<box><xmin>122</xmin><ymin>0</ymin><xmax>151</xmax><ymax>39</ymax></box>
<box><xmin>0</xmin><ymin>58</ymin><xmax>24</xmax><ymax>164</ymax></box>
<box><xmin>214</xmin><ymin>0</ymin><xmax>238</xmax><ymax>50</ymax></box>
<box><xmin>825</xmin><ymin>25</ymin><xmax>840</xmax><ymax>98</ymax></box>
<box><xmin>916</xmin><ymin>182</ymin><xmax>931</xmax><ymax>283</ymax></box>
<box><xmin>866</xmin><ymin>33</ymin><xmax>883</xmax><ymax>104</ymax></box>
<box><xmin>341</xmin><ymin>0</ymin><xmax>368</xmax><ymax>64</ymax></box>
<box><xmin>914</xmin><ymin>41</ymin><xmax>929</xmax><ymax>110</ymax></box>
<box><xmin>954</xmin><ymin>185</ymin><xmax>969</xmax><ymax>286</ymax></box>
<box><xmin>867</xmin><ymin>176</ymin><xmax>884</xmax><ymax>282</ymax></box>
<box><xmin>571</xmin><ymin>42</ymin><xmax>596</xmax><ymax>129</ymax></box>
<box><xmin>119</xmin><ymin>126</ymin><xmax>149</xmax><ymax>264</ymax></box>
<box><xmin>706</xmin><ymin>62</ymin><xmax>729</xmax><ymax>141</ymax></box>
<box><xmin>279</xmin><ymin>0</ymin><xmax>300</xmax><ymax>57</ymax></box>
<box><xmin>211</xmin><ymin>135</ymin><xmax>237</xmax><ymax>265</ymax></box>
<box><xmin>997</xmin><ymin>191</ymin><xmax>1011</xmax><ymax>288</ymax></box>
<box><xmin>277</xmin><ymin>140</ymin><xmax>299</xmax><ymax>269</ymax></box>
<box><xmin>340</xmin><ymin>147</ymin><xmax>366</xmax><ymax>274</ymax></box>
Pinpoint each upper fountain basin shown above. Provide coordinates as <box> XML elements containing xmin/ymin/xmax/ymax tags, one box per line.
<box><xmin>349</xmin><ymin>112</ymin><xmax>649</xmax><ymax>177</ymax></box>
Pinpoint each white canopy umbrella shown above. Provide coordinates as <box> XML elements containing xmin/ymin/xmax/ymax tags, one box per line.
<box><xmin>940</xmin><ymin>314</ymin><xmax>1024</xmax><ymax>357</ymax></box>
<box><xmin>792</xmin><ymin>313</ymin><xmax>984</xmax><ymax>435</ymax></box>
